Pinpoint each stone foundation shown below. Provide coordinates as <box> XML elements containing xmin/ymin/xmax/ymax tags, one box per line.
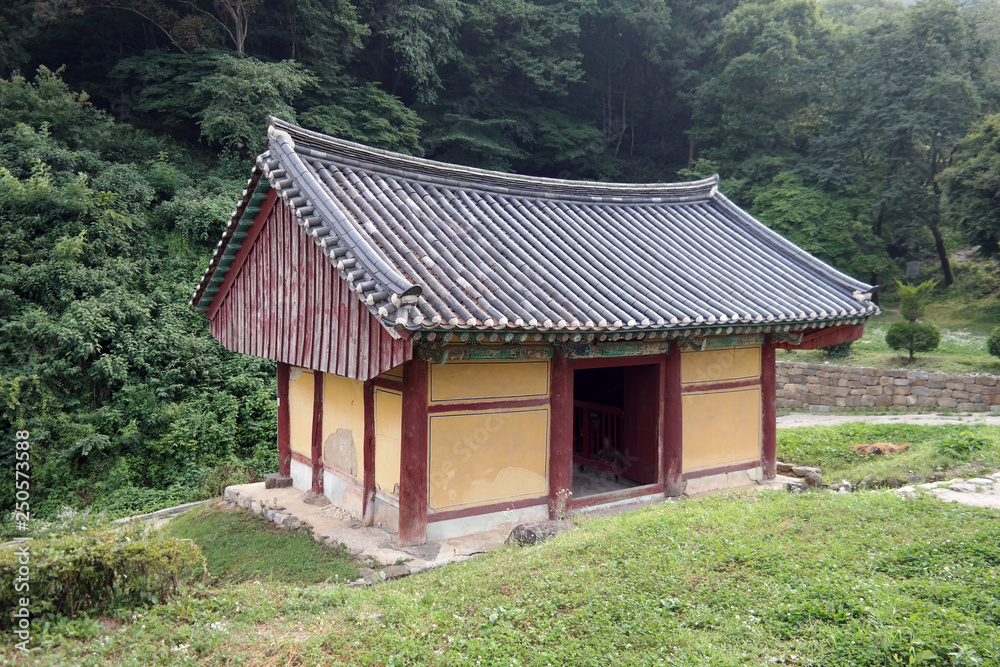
<box><xmin>776</xmin><ymin>361</ymin><xmax>1000</xmax><ymax>412</ymax></box>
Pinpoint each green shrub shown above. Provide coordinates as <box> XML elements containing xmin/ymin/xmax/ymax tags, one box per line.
<box><xmin>988</xmin><ymin>326</ymin><xmax>1000</xmax><ymax>358</ymax></box>
<box><xmin>952</xmin><ymin>261</ymin><xmax>1000</xmax><ymax>300</ymax></box>
<box><xmin>896</xmin><ymin>279</ymin><xmax>938</xmax><ymax>323</ymax></box>
<box><xmin>0</xmin><ymin>527</ymin><xmax>205</xmax><ymax>620</ymax></box>
<box><xmin>89</xmin><ymin>484</ymin><xmax>200</xmax><ymax>520</ymax></box>
<box><xmin>822</xmin><ymin>341</ymin><xmax>854</xmax><ymax>358</ymax></box>
<box><xmin>146</xmin><ymin>158</ymin><xmax>191</xmax><ymax>199</ymax></box>
<box><xmin>937</xmin><ymin>431</ymin><xmax>993</xmax><ymax>460</ymax></box>
<box><xmin>10</xmin><ymin>506</ymin><xmax>111</xmax><ymax>539</ymax></box>
<box><xmin>885</xmin><ymin>322</ymin><xmax>941</xmax><ymax>363</ymax></box>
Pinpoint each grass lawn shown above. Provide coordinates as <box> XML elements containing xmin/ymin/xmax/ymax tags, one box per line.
<box><xmin>7</xmin><ymin>424</ymin><xmax>1000</xmax><ymax>666</ymax></box>
<box><xmin>778</xmin><ymin>423</ymin><xmax>1000</xmax><ymax>484</ymax></box>
<box><xmin>9</xmin><ymin>491</ymin><xmax>1000</xmax><ymax>666</ymax></box>
<box><xmin>159</xmin><ymin>501</ymin><xmax>358</xmax><ymax>585</ymax></box>
<box><xmin>777</xmin><ymin>422</ymin><xmax>1000</xmax><ymax>484</ymax></box>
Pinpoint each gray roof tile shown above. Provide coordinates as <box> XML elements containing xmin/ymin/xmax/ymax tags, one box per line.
<box><xmin>191</xmin><ymin>118</ymin><xmax>879</xmax><ymax>332</ymax></box>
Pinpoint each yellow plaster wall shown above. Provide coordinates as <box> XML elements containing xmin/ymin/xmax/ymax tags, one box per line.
<box><xmin>428</xmin><ymin>407</ymin><xmax>549</xmax><ymax>510</ymax></box>
<box><xmin>374</xmin><ymin>388</ymin><xmax>402</xmax><ymax>495</ymax></box>
<box><xmin>322</xmin><ymin>374</ymin><xmax>365</xmax><ymax>480</ymax></box>
<box><xmin>681</xmin><ymin>347</ymin><xmax>762</xmax><ymax>473</ymax></box>
<box><xmin>429</xmin><ymin>361</ymin><xmax>549</xmax><ymax>404</ymax></box>
<box><xmin>682</xmin><ymin>387</ymin><xmax>761</xmax><ymax>472</ymax></box>
<box><xmin>288</xmin><ymin>368</ymin><xmax>314</xmax><ymax>456</ymax></box>
<box><xmin>681</xmin><ymin>346</ymin><xmax>760</xmax><ymax>385</ymax></box>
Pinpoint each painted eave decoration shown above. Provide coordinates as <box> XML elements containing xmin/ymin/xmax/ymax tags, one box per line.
<box><xmin>190</xmin><ymin>117</ymin><xmax>880</xmax><ymax>340</ymax></box>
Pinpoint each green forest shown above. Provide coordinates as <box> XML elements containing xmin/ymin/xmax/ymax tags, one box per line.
<box><xmin>3</xmin><ymin>0</ymin><xmax>1000</xmax><ymax>520</ymax></box>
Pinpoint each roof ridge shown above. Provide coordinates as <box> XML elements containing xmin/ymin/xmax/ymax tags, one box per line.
<box><xmin>268</xmin><ymin>117</ymin><xmax>720</xmax><ymax>204</ymax></box>
<box><xmin>191</xmin><ymin>120</ymin><xmax>879</xmax><ymax>332</ymax></box>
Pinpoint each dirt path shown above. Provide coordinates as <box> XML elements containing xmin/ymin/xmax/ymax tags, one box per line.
<box><xmin>778</xmin><ymin>412</ymin><xmax>1000</xmax><ymax>429</ymax></box>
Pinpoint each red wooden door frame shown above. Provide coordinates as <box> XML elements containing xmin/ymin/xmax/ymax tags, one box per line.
<box><xmin>662</xmin><ymin>343</ymin><xmax>683</xmax><ymax>496</ymax></box>
<box><xmin>550</xmin><ymin>351</ymin><xmax>685</xmax><ymax>517</ymax></box>
<box><xmin>761</xmin><ymin>337</ymin><xmax>777</xmax><ymax>479</ymax></box>
<box><xmin>277</xmin><ymin>362</ymin><xmax>291</xmax><ymax>477</ymax></box>
<box><xmin>622</xmin><ymin>364</ymin><xmax>660</xmax><ymax>485</ymax></box>
<box><xmin>399</xmin><ymin>359</ymin><xmax>430</xmax><ymax>545</ymax></box>
<box><xmin>311</xmin><ymin>370</ymin><xmax>324</xmax><ymax>494</ymax></box>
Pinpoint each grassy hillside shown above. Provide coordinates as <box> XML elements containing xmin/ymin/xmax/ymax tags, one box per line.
<box><xmin>6</xmin><ymin>422</ymin><xmax>999</xmax><ymax>664</ymax></box>
<box><xmin>161</xmin><ymin>502</ymin><xmax>358</xmax><ymax>584</ymax></box>
<box><xmin>8</xmin><ymin>490</ymin><xmax>999</xmax><ymax>666</ymax></box>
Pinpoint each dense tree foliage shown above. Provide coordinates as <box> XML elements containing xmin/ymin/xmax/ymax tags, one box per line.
<box><xmin>3</xmin><ymin>0</ymin><xmax>1000</xmax><ymax>518</ymax></box>
<box><xmin>941</xmin><ymin>113</ymin><xmax>1000</xmax><ymax>257</ymax></box>
<box><xmin>0</xmin><ymin>70</ymin><xmax>278</xmax><ymax>518</ymax></box>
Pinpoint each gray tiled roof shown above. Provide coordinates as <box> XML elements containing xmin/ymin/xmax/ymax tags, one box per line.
<box><xmin>191</xmin><ymin>118</ymin><xmax>878</xmax><ymax>333</ymax></box>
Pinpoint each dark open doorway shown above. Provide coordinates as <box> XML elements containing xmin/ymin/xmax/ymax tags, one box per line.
<box><xmin>572</xmin><ymin>364</ymin><xmax>659</xmax><ymax>498</ymax></box>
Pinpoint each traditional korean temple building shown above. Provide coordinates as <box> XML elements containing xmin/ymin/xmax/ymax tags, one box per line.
<box><xmin>190</xmin><ymin>118</ymin><xmax>878</xmax><ymax>545</ymax></box>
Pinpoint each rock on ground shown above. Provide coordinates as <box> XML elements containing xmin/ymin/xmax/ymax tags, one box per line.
<box><xmin>506</xmin><ymin>521</ymin><xmax>575</xmax><ymax>547</ymax></box>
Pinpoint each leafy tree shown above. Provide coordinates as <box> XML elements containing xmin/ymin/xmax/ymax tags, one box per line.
<box><xmin>0</xmin><ymin>0</ymin><xmax>39</xmax><ymax>76</ymax></box>
<box><xmin>692</xmin><ymin>0</ymin><xmax>827</xmax><ymax>170</ymax></box>
<box><xmin>802</xmin><ymin>0</ymin><xmax>989</xmax><ymax>286</ymax></box>
<box><xmin>885</xmin><ymin>277</ymin><xmax>940</xmax><ymax>364</ymax></box>
<box><xmin>247</xmin><ymin>0</ymin><xmax>369</xmax><ymax>66</ymax></box>
<box><xmin>112</xmin><ymin>50</ymin><xmax>314</xmax><ymax>153</ymax></box>
<box><xmin>114</xmin><ymin>50</ymin><xmax>419</xmax><ymax>155</ymax></box>
<box><xmin>419</xmin><ymin>0</ymin><xmax>599</xmax><ymax>172</ymax></box>
<box><xmin>885</xmin><ymin>322</ymin><xmax>941</xmax><ymax>364</ymax></box>
<box><xmin>750</xmin><ymin>172</ymin><xmax>890</xmax><ymax>280</ymax></box>
<box><xmin>0</xmin><ymin>66</ymin><xmax>112</xmax><ymax>146</ymax></box>
<box><xmin>210</xmin><ymin>0</ymin><xmax>266</xmax><ymax>54</ymax></box>
<box><xmin>297</xmin><ymin>76</ymin><xmax>422</xmax><ymax>155</ymax></box>
<box><xmin>0</xmin><ymin>69</ymin><xmax>276</xmax><ymax>519</ymax></box>
<box><xmin>193</xmin><ymin>54</ymin><xmax>313</xmax><ymax>153</ymax></box>
<box><xmin>358</xmin><ymin>0</ymin><xmax>465</xmax><ymax>104</ymax></box>
<box><xmin>940</xmin><ymin>114</ymin><xmax>1000</xmax><ymax>257</ymax></box>
<box><xmin>581</xmin><ymin>0</ymin><xmax>674</xmax><ymax>159</ymax></box>
<box><xmin>34</xmin><ymin>0</ymin><xmax>218</xmax><ymax>54</ymax></box>
<box><xmin>896</xmin><ymin>279</ymin><xmax>937</xmax><ymax>323</ymax></box>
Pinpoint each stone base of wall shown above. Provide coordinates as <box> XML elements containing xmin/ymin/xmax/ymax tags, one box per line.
<box><xmin>776</xmin><ymin>361</ymin><xmax>1000</xmax><ymax>413</ymax></box>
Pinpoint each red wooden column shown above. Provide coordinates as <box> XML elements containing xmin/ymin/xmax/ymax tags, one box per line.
<box><xmin>311</xmin><ymin>371</ymin><xmax>325</xmax><ymax>494</ymax></box>
<box><xmin>549</xmin><ymin>349</ymin><xmax>573</xmax><ymax>519</ymax></box>
<box><xmin>362</xmin><ymin>380</ymin><xmax>376</xmax><ymax>526</ymax></box>
<box><xmin>399</xmin><ymin>359</ymin><xmax>429</xmax><ymax>545</ymax></box>
<box><xmin>761</xmin><ymin>336</ymin><xmax>777</xmax><ymax>479</ymax></box>
<box><xmin>277</xmin><ymin>362</ymin><xmax>291</xmax><ymax>477</ymax></box>
<box><xmin>662</xmin><ymin>342</ymin><xmax>684</xmax><ymax>497</ymax></box>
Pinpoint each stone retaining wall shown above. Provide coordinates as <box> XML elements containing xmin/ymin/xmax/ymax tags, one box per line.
<box><xmin>776</xmin><ymin>361</ymin><xmax>1000</xmax><ymax>413</ymax></box>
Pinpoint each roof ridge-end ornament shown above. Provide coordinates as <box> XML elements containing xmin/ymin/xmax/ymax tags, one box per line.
<box><xmin>267</xmin><ymin>124</ymin><xmax>295</xmax><ymax>149</ymax></box>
